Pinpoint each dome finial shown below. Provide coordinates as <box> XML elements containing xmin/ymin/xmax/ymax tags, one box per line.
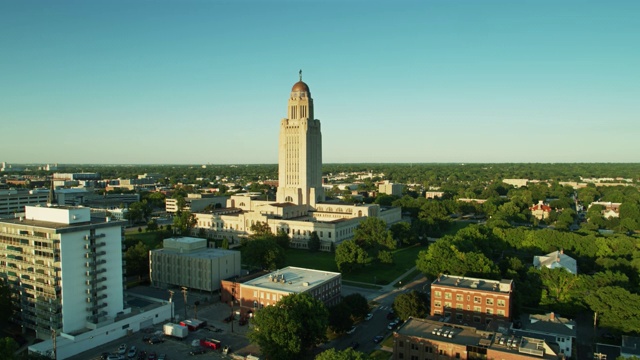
<box><xmin>299</xmin><ymin>69</ymin><xmax>302</xmax><ymax>81</ymax></box>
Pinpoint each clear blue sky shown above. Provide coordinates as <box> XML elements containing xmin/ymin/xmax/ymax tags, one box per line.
<box><xmin>1</xmin><ymin>0</ymin><xmax>639</xmax><ymax>164</ymax></box>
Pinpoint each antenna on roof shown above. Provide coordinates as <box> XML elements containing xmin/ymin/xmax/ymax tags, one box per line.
<box><xmin>47</xmin><ymin>178</ymin><xmax>57</xmax><ymax>207</ymax></box>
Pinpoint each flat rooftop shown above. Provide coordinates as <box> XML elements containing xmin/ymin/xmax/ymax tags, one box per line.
<box><xmin>152</xmin><ymin>247</ymin><xmax>239</xmax><ymax>260</ymax></box>
<box><xmin>432</xmin><ymin>274</ymin><xmax>513</xmax><ymax>294</ymax></box>
<box><xmin>243</xmin><ymin>266</ymin><xmax>340</xmax><ymax>293</ymax></box>
<box><xmin>0</xmin><ymin>216</ymin><xmax>125</xmax><ymax>231</ymax></box>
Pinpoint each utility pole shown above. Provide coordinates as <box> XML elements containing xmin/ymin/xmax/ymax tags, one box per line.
<box><xmin>168</xmin><ymin>290</ymin><xmax>175</xmax><ymax>322</ymax></box>
<box><xmin>181</xmin><ymin>287</ymin><xmax>188</xmax><ymax>320</ymax></box>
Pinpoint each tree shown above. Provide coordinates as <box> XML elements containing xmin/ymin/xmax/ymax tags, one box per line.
<box><xmin>538</xmin><ymin>267</ymin><xmax>579</xmax><ymax>304</ymax></box>
<box><xmin>378</xmin><ymin>250</ymin><xmax>393</xmax><ymax>264</ymax></box>
<box><xmin>342</xmin><ymin>293</ymin><xmax>369</xmax><ymax>320</ymax></box>
<box><xmin>125</xmin><ymin>242</ymin><xmax>150</xmax><ymax>279</ymax></box>
<box><xmin>221</xmin><ymin>238</ymin><xmax>229</xmax><ymax>250</ymax></box>
<box><xmin>275</xmin><ymin>229</ymin><xmax>290</xmax><ymax>249</ymax></box>
<box><xmin>585</xmin><ymin>286</ymin><xmax>640</xmax><ymax>333</ymax></box>
<box><xmin>393</xmin><ymin>290</ymin><xmax>429</xmax><ymax>321</ymax></box>
<box><xmin>308</xmin><ymin>231</ymin><xmax>321</xmax><ymax>252</ymax></box>
<box><xmin>353</xmin><ymin>217</ymin><xmax>396</xmax><ymax>251</ymax></box>
<box><xmin>248</xmin><ymin>293</ymin><xmax>329</xmax><ymax>360</ymax></box>
<box><xmin>250</xmin><ymin>221</ymin><xmax>273</xmax><ymax>238</ymax></box>
<box><xmin>0</xmin><ymin>280</ymin><xmax>14</xmax><ymax>324</ymax></box>
<box><xmin>243</xmin><ymin>239</ymin><xmax>286</xmax><ymax>271</ymax></box>
<box><xmin>173</xmin><ymin>211</ymin><xmax>196</xmax><ymax>235</ymax></box>
<box><xmin>335</xmin><ymin>240</ymin><xmax>368</xmax><ymax>273</ymax></box>
<box><xmin>315</xmin><ymin>348</ymin><xmax>367</xmax><ymax>360</ymax></box>
<box><xmin>328</xmin><ymin>302</ymin><xmax>353</xmax><ymax>334</ymax></box>
<box><xmin>390</xmin><ymin>221</ymin><xmax>417</xmax><ymax>246</ymax></box>
<box><xmin>0</xmin><ymin>337</ymin><xmax>18</xmax><ymax>360</ymax></box>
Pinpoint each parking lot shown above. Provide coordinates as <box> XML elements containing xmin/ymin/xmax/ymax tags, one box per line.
<box><xmin>68</xmin><ymin>289</ymin><xmax>259</xmax><ymax>360</ymax></box>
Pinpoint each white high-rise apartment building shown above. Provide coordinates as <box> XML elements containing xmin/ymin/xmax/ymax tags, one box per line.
<box><xmin>0</xmin><ymin>205</ymin><xmax>125</xmax><ymax>339</ymax></box>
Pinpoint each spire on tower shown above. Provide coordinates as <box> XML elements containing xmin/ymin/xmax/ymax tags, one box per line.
<box><xmin>299</xmin><ymin>69</ymin><xmax>302</xmax><ymax>81</ymax></box>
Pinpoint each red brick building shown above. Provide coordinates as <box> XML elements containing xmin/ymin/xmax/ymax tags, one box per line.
<box><xmin>430</xmin><ymin>275</ymin><xmax>514</xmax><ymax>326</ymax></box>
<box><xmin>220</xmin><ymin>266</ymin><xmax>341</xmax><ymax>319</ymax></box>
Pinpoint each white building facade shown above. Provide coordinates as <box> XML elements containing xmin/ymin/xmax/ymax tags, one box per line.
<box><xmin>0</xmin><ymin>205</ymin><xmax>126</xmax><ymax>338</ymax></box>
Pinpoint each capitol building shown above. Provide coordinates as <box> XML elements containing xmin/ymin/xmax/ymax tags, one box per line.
<box><xmin>193</xmin><ymin>73</ymin><xmax>401</xmax><ymax>251</ymax></box>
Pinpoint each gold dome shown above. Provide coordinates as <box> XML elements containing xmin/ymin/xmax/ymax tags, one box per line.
<box><xmin>291</xmin><ymin>81</ymin><xmax>310</xmax><ymax>93</ymax></box>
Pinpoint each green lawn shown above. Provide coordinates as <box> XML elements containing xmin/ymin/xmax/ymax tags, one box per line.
<box><xmin>284</xmin><ymin>244</ymin><xmax>427</xmax><ymax>286</ymax></box>
<box><xmin>124</xmin><ymin>231</ymin><xmax>162</xmax><ymax>249</ymax></box>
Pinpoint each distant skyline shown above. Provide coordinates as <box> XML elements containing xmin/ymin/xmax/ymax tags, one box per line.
<box><xmin>1</xmin><ymin>1</ymin><xmax>639</xmax><ymax>164</ymax></box>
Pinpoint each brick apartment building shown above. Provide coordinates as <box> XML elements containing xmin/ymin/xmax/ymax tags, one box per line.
<box><xmin>430</xmin><ymin>274</ymin><xmax>514</xmax><ymax>326</ymax></box>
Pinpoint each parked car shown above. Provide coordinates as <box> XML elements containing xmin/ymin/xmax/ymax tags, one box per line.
<box><xmin>137</xmin><ymin>351</ymin><xmax>147</xmax><ymax>360</ymax></box>
<box><xmin>118</xmin><ymin>344</ymin><xmax>127</xmax><ymax>355</ymax></box>
<box><xmin>157</xmin><ymin>354</ymin><xmax>166</xmax><ymax>360</ymax></box>
<box><xmin>364</xmin><ymin>313</ymin><xmax>373</xmax><ymax>321</ymax></box>
<box><xmin>373</xmin><ymin>335</ymin><xmax>384</xmax><ymax>343</ymax></box>
<box><xmin>127</xmin><ymin>346</ymin><xmax>137</xmax><ymax>359</ymax></box>
<box><xmin>387</xmin><ymin>319</ymin><xmax>400</xmax><ymax>330</ymax></box>
<box><xmin>386</xmin><ymin>311</ymin><xmax>396</xmax><ymax>320</ymax></box>
<box><xmin>346</xmin><ymin>326</ymin><xmax>356</xmax><ymax>334</ymax></box>
<box><xmin>147</xmin><ymin>352</ymin><xmax>157</xmax><ymax>360</ymax></box>
<box><xmin>148</xmin><ymin>336</ymin><xmax>164</xmax><ymax>345</ymax></box>
<box><xmin>189</xmin><ymin>348</ymin><xmax>206</xmax><ymax>356</ymax></box>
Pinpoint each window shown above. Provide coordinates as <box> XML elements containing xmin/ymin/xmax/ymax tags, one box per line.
<box><xmin>445</xmin><ymin>292</ymin><xmax>452</xmax><ymax>299</ymax></box>
<box><xmin>456</xmin><ymin>313</ymin><xmax>463</xmax><ymax>320</ymax></box>
<box><xmin>474</xmin><ymin>296</ymin><xmax>481</xmax><ymax>304</ymax></box>
<box><xmin>434</xmin><ymin>301</ymin><xmax>442</xmax><ymax>308</ymax></box>
<box><xmin>456</xmin><ymin>304</ymin><xmax>463</xmax><ymax>310</ymax></box>
<box><xmin>486</xmin><ymin>298</ymin><xmax>494</xmax><ymax>305</ymax></box>
<box><xmin>456</xmin><ymin>294</ymin><xmax>463</xmax><ymax>301</ymax></box>
<box><xmin>435</xmin><ymin>291</ymin><xmax>441</xmax><ymax>298</ymax></box>
<box><xmin>498</xmin><ymin>309</ymin><xmax>505</xmax><ymax>316</ymax></box>
<box><xmin>398</xmin><ymin>353</ymin><xmax>404</xmax><ymax>359</ymax></box>
<box><xmin>486</xmin><ymin>308</ymin><xmax>493</xmax><ymax>315</ymax></box>
<box><xmin>473</xmin><ymin>316</ymin><xmax>481</xmax><ymax>323</ymax></box>
<box><xmin>399</xmin><ymin>341</ymin><xmax>404</xmax><ymax>347</ymax></box>
<box><xmin>497</xmin><ymin>299</ymin><xmax>505</xmax><ymax>307</ymax></box>
<box><xmin>444</xmin><ymin>302</ymin><xmax>452</xmax><ymax>309</ymax></box>
<box><xmin>411</xmin><ymin>343</ymin><xmax>419</xmax><ymax>350</ymax></box>
<box><xmin>474</xmin><ymin>306</ymin><xmax>481</xmax><ymax>313</ymax></box>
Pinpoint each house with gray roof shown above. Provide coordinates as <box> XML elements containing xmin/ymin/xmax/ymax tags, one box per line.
<box><xmin>513</xmin><ymin>312</ymin><xmax>576</xmax><ymax>358</ymax></box>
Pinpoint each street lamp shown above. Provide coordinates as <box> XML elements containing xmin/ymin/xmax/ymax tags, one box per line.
<box><xmin>168</xmin><ymin>290</ymin><xmax>175</xmax><ymax>322</ymax></box>
<box><xmin>181</xmin><ymin>287</ymin><xmax>188</xmax><ymax>320</ymax></box>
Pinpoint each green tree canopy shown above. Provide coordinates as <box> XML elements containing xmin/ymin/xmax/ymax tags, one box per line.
<box><xmin>243</xmin><ymin>238</ymin><xmax>286</xmax><ymax>271</ymax></box>
<box><xmin>308</xmin><ymin>231</ymin><xmax>321</xmax><ymax>252</ymax></box>
<box><xmin>125</xmin><ymin>241</ymin><xmax>150</xmax><ymax>279</ymax></box>
<box><xmin>328</xmin><ymin>302</ymin><xmax>353</xmax><ymax>334</ymax></box>
<box><xmin>342</xmin><ymin>293</ymin><xmax>370</xmax><ymax>320</ymax></box>
<box><xmin>393</xmin><ymin>290</ymin><xmax>430</xmax><ymax>321</ymax></box>
<box><xmin>248</xmin><ymin>293</ymin><xmax>329</xmax><ymax>360</ymax></box>
<box><xmin>173</xmin><ymin>210</ymin><xmax>196</xmax><ymax>235</ymax></box>
<box><xmin>335</xmin><ymin>240</ymin><xmax>368</xmax><ymax>273</ymax></box>
<box><xmin>315</xmin><ymin>348</ymin><xmax>367</xmax><ymax>360</ymax></box>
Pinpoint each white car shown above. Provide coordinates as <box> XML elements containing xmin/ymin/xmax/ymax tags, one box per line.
<box><xmin>346</xmin><ymin>326</ymin><xmax>356</xmax><ymax>334</ymax></box>
<box><xmin>364</xmin><ymin>313</ymin><xmax>373</xmax><ymax>321</ymax></box>
<box><xmin>127</xmin><ymin>346</ymin><xmax>137</xmax><ymax>358</ymax></box>
<box><xmin>117</xmin><ymin>344</ymin><xmax>127</xmax><ymax>355</ymax></box>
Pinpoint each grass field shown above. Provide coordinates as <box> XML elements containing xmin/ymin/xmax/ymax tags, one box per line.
<box><xmin>124</xmin><ymin>231</ymin><xmax>162</xmax><ymax>249</ymax></box>
<box><xmin>285</xmin><ymin>243</ymin><xmax>427</xmax><ymax>285</ymax></box>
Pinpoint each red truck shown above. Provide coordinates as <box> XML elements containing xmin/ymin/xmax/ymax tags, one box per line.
<box><xmin>200</xmin><ymin>338</ymin><xmax>221</xmax><ymax>350</ymax></box>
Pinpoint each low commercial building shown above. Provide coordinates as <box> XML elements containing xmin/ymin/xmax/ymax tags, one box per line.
<box><xmin>149</xmin><ymin>237</ymin><xmax>241</xmax><ymax>292</ymax></box>
<box><xmin>430</xmin><ymin>274</ymin><xmax>514</xmax><ymax>326</ymax></box>
<box><xmin>393</xmin><ymin>317</ymin><xmax>562</xmax><ymax>360</ymax></box>
<box><xmin>166</xmin><ymin>193</ymin><xmax>227</xmax><ymax>213</ymax></box>
<box><xmin>220</xmin><ymin>266</ymin><xmax>341</xmax><ymax>318</ymax></box>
